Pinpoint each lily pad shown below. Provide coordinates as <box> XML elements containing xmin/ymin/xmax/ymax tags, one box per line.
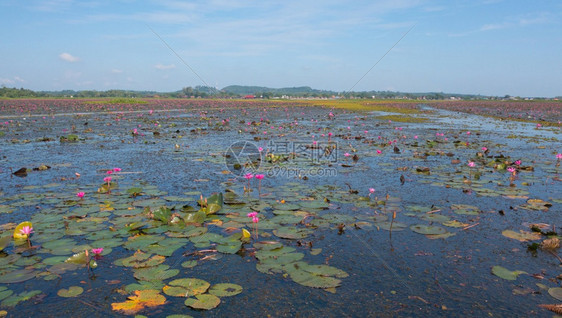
<box><xmin>501</xmin><ymin>230</ymin><xmax>541</xmax><ymax>242</ymax></box>
<box><xmin>548</xmin><ymin>287</ymin><xmax>562</xmax><ymax>301</ymax></box>
<box><xmin>13</xmin><ymin>221</ymin><xmax>33</xmax><ymax>239</ymax></box>
<box><xmin>410</xmin><ymin>224</ymin><xmax>447</xmax><ymax>235</ymax></box>
<box><xmin>491</xmin><ymin>265</ymin><xmax>527</xmax><ymax>281</ymax></box>
<box><xmin>57</xmin><ymin>286</ymin><xmax>84</xmax><ymax>297</ymax></box>
<box><xmin>1</xmin><ymin>290</ymin><xmax>42</xmax><ymax>307</ymax></box>
<box><xmin>184</xmin><ymin>294</ymin><xmax>221</xmax><ymax>310</ymax></box>
<box><xmin>0</xmin><ymin>269</ymin><xmax>37</xmax><ymax>283</ymax></box>
<box><xmin>163</xmin><ymin>278</ymin><xmax>210</xmax><ymax>297</ymax></box>
<box><xmin>111</xmin><ymin>289</ymin><xmax>167</xmax><ymax>315</ymax></box>
<box><xmin>134</xmin><ymin>265</ymin><xmax>179</xmax><ymax>282</ymax></box>
<box><xmin>273</xmin><ymin>227</ymin><xmax>313</xmax><ymax>239</ymax></box>
<box><xmin>208</xmin><ymin>283</ymin><xmax>243</xmax><ymax>297</ymax></box>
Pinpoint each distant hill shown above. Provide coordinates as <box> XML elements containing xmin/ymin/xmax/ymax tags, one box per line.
<box><xmin>221</xmin><ymin>85</ymin><xmax>333</xmax><ymax>96</ymax></box>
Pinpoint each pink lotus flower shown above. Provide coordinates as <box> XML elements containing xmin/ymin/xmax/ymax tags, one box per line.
<box><xmin>244</xmin><ymin>173</ymin><xmax>254</xmax><ymax>180</ymax></box>
<box><xmin>106</xmin><ymin>170</ymin><xmax>113</xmax><ymax>175</ymax></box>
<box><xmin>414</xmin><ymin>135</ymin><xmax>418</xmax><ymax>139</ymax></box>
<box><xmin>252</xmin><ymin>216</ymin><xmax>259</xmax><ymax>223</ymax></box>
<box><xmin>113</xmin><ymin>168</ymin><xmax>122</xmax><ymax>172</ymax></box>
<box><xmin>369</xmin><ymin>188</ymin><xmax>375</xmax><ymax>194</ymax></box>
<box><xmin>258</xmin><ymin>147</ymin><xmax>263</xmax><ymax>152</ymax></box>
<box><xmin>255</xmin><ymin>174</ymin><xmax>264</xmax><ymax>180</ymax></box>
<box><xmin>466</xmin><ymin>131</ymin><xmax>471</xmax><ymax>135</ymax></box>
<box><xmin>557</xmin><ymin>153</ymin><xmax>562</xmax><ymax>160</ymax></box>
<box><xmin>344</xmin><ymin>152</ymin><xmax>350</xmax><ymax>157</ymax></box>
<box><xmin>76</xmin><ymin>192</ymin><xmax>85</xmax><ymax>199</ymax></box>
<box><xmin>468</xmin><ymin>161</ymin><xmax>475</xmax><ymax>168</ymax></box>
<box><xmin>481</xmin><ymin>147</ymin><xmax>488</xmax><ymax>152</ymax></box>
<box><xmin>376</xmin><ymin>150</ymin><xmax>382</xmax><ymax>154</ymax></box>
<box><xmin>91</xmin><ymin>248</ymin><xmax>103</xmax><ymax>255</ymax></box>
<box><xmin>507</xmin><ymin>167</ymin><xmax>516</xmax><ymax>173</ymax></box>
<box><xmin>514</xmin><ymin>160</ymin><xmax>521</xmax><ymax>166</ymax></box>
<box><xmin>104</xmin><ymin>176</ymin><xmax>112</xmax><ymax>183</ymax></box>
<box><xmin>247</xmin><ymin>212</ymin><xmax>258</xmax><ymax>218</ymax></box>
<box><xmin>20</xmin><ymin>226</ymin><xmax>34</xmax><ymax>236</ymax></box>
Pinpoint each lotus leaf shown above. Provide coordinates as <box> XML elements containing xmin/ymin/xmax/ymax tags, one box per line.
<box><xmin>184</xmin><ymin>294</ymin><xmax>221</xmax><ymax>310</ymax></box>
<box><xmin>410</xmin><ymin>224</ymin><xmax>447</xmax><ymax>235</ymax></box>
<box><xmin>501</xmin><ymin>230</ymin><xmax>541</xmax><ymax>242</ymax></box>
<box><xmin>115</xmin><ymin>251</ymin><xmax>166</xmax><ymax>268</ymax></box>
<box><xmin>0</xmin><ymin>269</ymin><xmax>37</xmax><ymax>283</ymax></box>
<box><xmin>13</xmin><ymin>221</ymin><xmax>32</xmax><ymax>239</ymax></box>
<box><xmin>273</xmin><ymin>227</ymin><xmax>313</xmax><ymax>239</ymax></box>
<box><xmin>208</xmin><ymin>283</ymin><xmax>243</xmax><ymax>297</ymax></box>
<box><xmin>57</xmin><ymin>286</ymin><xmax>83</xmax><ymax>297</ymax></box>
<box><xmin>163</xmin><ymin>278</ymin><xmax>210</xmax><ymax>297</ymax></box>
<box><xmin>124</xmin><ymin>235</ymin><xmax>165</xmax><ymax>250</ymax></box>
<box><xmin>134</xmin><ymin>265</ymin><xmax>179</xmax><ymax>282</ymax></box>
<box><xmin>1</xmin><ymin>290</ymin><xmax>41</xmax><ymax>307</ymax></box>
<box><xmin>548</xmin><ymin>287</ymin><xmax>562</xmax><ymax>301</ymax></box>
<box><xmin>111</xmin><ymin>289</ymin><xmax>167</xmax><ymax>315</ymax></box>
<box><xmin>0</xmin><ymin>236</ymin><xmax>10</xmax><ymax>251</ymax></box>
<box><xmin>491</xmin><ymin>265</ymin><xmax>527</xmax><ymax>281</ymax></box>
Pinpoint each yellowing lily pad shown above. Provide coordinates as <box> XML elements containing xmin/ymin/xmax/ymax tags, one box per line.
<box><xmin>184</xmin><ymin>294</ymin><xmax>221</xmax><ymax>310</ymax></box>
<box><xmin>501</xmin><ymin>230</ymin><xmax>541</xmax><ymax>242</ymax></box>
<box><xmin>57</xmin><ymin>286</ymin><xmax>83</xmax><ymax>297</ymax></box>
<box><xmin>208</xmin><ymin>283</ymin><xmax>243</xmax><ymax>297</ymax></box>
<box><xmin>111</xmin><ymin>289</ymin><xmax>166</xmax><ymax>315</ymax></box>
<box><xmin>13</xmin><ymin>221</ymin><xmax>32</xmax><ymax>239</ymax></box>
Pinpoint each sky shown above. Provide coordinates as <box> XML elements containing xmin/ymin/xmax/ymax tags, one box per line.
<box><xmin>1</xmin><ymin>0</ymin><xmax>561</xmax><ymax>97</ymax></box>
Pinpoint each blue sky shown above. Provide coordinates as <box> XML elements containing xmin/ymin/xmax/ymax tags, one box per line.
<box><xmin>1</xmin><ymin>0</ymin><xmax>561</xmax><ymax>97</ymax></box>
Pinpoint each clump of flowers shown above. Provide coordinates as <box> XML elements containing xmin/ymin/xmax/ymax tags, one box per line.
<box><xmin>247</xmin><ymin>212</ymin><xmax>259</xmax><ymax>239</ymax></box>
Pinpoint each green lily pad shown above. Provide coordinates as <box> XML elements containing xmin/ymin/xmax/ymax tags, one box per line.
<box><xmin>0</xmin><ymin>289</ymin><xmax>13</xmax><ymax>301</ymax></box>
<box><xmin>57</xmin><ymin>286</ymin><xmax>84</xmax><ymax>297</ymax></box>
<box><xmin>0</xmin><ymin>236</ymin><xmax>11</xmax><ymax>251</ymax></box>
<box><xmin>163</xmin><ymin>278</ymin><xmax>210</xmax><ymax>297</ymax></box>
<box><xmin>134</xmin><ymin>265</ymin><xmax>179</xmax><ymax>282</ymax></box>
<box><xmin>208</xmin><ymin>283</ymin><xmax>243</xmax><ymax>297</ymax></box>
<box><xmin>115</xmin><ymin>251</ymin><xmax>166</xmax><ymax>268</ymax></box>
<box><xmin>184</xmin><ymin>294</ymin><xmax>221</xmax><ymax>310</ymax></box>
<box><xmin>410</xmin><ymin>224</ymin><xmax>447</xmax><ymax>235</ymax></box>
<box><xmin>0</xmin><ymin>269</ymin><xmax>37</xmax><ymax>283</ymax></box>
<box><xmin>548</xmin><ymin>287</ymin><xmax>562</xmax><ymax>301</ymax></box>
<box><xmin>124</xmin><ymin>235</ymin><xmax>164</xmax><ymax>250</ymax></box>
<box><xmin>1</xmin><ymin>290</ymin><xmax>42</xmax><ymax>307</ymax></box>
<box><xmin>491</xmin><ymin>265</ymin><xmax>527</xmax><ymax>281</ymax></box>
<box><xmin>273</xmin><ymin>227</ymin><xmax>313</xmax><ymax>239</ymax></box>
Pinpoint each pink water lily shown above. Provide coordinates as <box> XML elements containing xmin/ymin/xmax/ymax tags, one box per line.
<box><xmin>104</xmin><ymin>176</ymin><xmax>112</xmax><ymax>183</ymax></box>
<box><xmin>76</xmin><ymin>192</ymin><xmax>85</xmax><ymax>199</ymax></box>
<box><xmin>468</xmin><ymin>161</ymin><xmax>475</xmax><ymax>168</ymax></box>
<box><xmin>106</xmin><ymin>170</ymin><xmax>113</xmax><ymax>175</ymax></box>
<box><xmin>20</xmin><ymin>226</ymin><xmax>34</xmax><ymax>236</ymax></box>
<box><xmin>247</xmin><ymin>211</ymin><xmax>258</xmax><ymax>218</ymax></box>
<box><xmin>514</xmin><ymin>160</ymin><xmax>521</xmax><ymax>166</ymax></box>
<box><xmin>113</xmin><ymin>167</ymin><xmax>122</xmax><ymax>172</ymax></box>
<box><xmin>91</xmin><ymin>248</ymin><xmax>104</xmax><ymax>255</ymax></box>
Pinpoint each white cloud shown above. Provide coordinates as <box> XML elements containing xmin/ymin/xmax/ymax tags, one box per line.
<box><xmin>59</xmin><ymin>52</ymin><xmax>80</xmax><ymax>62</ymax></box>
<box><xmin>155</xmin><ymin>63</ymin><xmax>176</xmax><ymax>70</ymax></box>
<box><xmin>0</xmin><ymin>76</ymin><xmax>25</xmax><ymax>85</ymax></box>
<box><xmin>111</xmin><ymin>69</ymin><xmax>123</xmax><ymax>73</ymax></box>
<box><xmin>0</xmin><ymin>78</ymin><xmax>14</xmax><ymax>85</ymax></box>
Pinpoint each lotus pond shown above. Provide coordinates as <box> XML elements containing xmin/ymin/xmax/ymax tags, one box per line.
<box><xmin>0</xmin><ymin>99</ymin><xmax>560</xmax><ymax>317</ymax></box>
